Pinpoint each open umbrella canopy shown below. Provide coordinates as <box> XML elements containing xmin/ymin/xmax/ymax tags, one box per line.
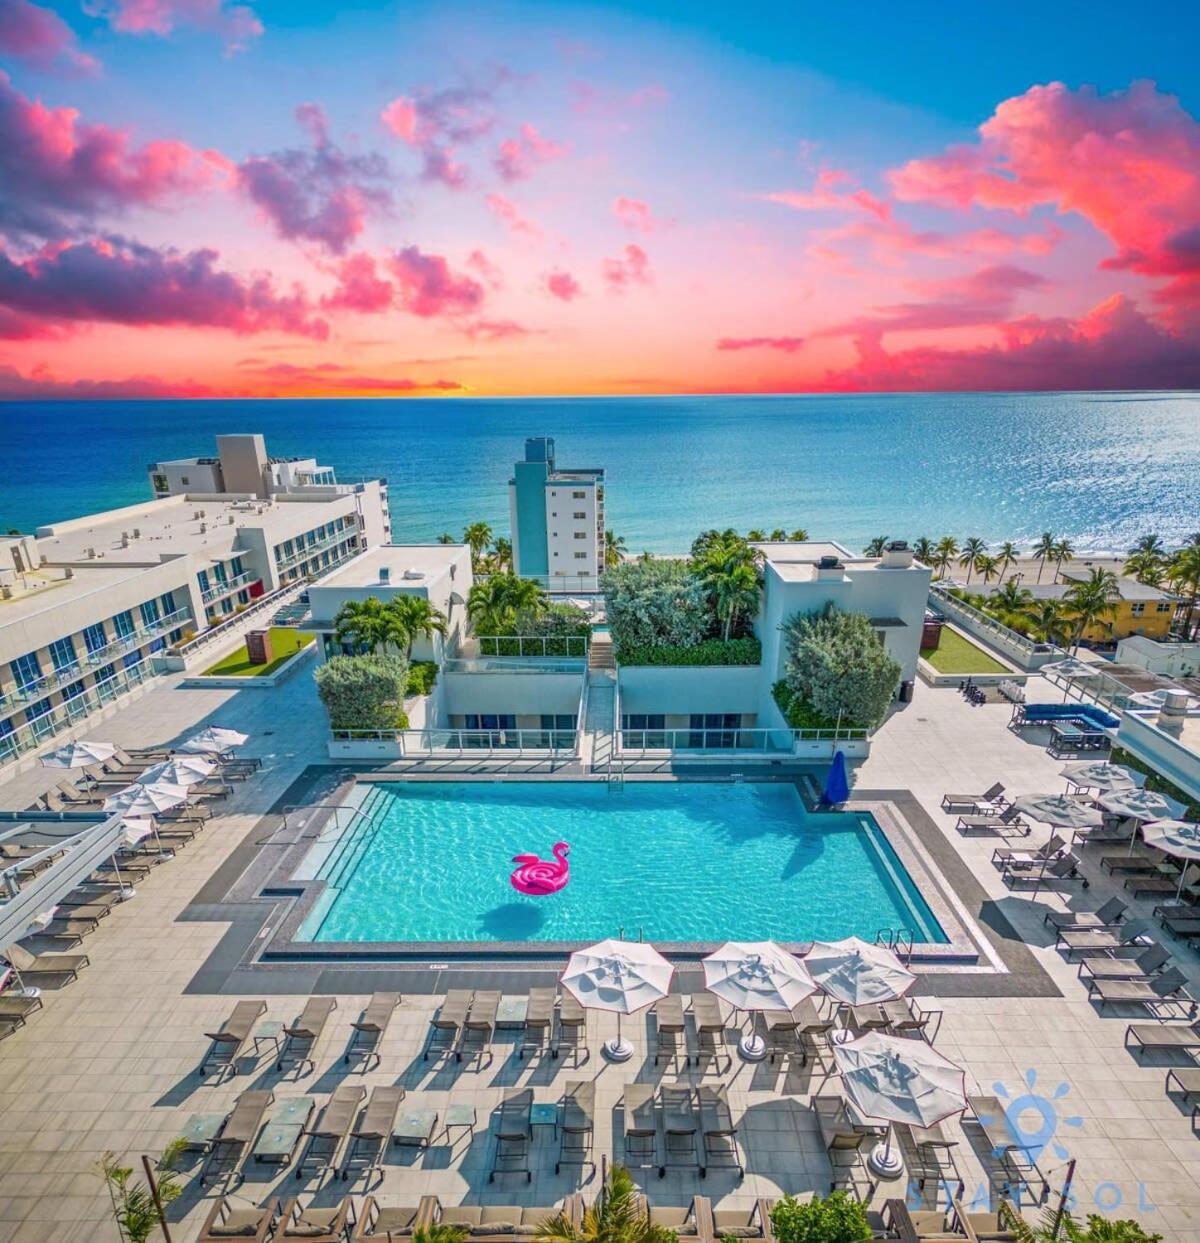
<box><xmin>119</xmin><ymin>817</ymin><xmax>156</xmax><ymax>846</ymax></box>
<box><xmin>561</xmin><ymin>939</ymin><xmax>674</xmax><ymax>1015</ymax></box>
<box><xmin>177</xmin><ymin>726</ymin><xmax>248</xmax><ymax>755</ymax></box>
<box><xmin>136</xmin><ymin>757</ymin><xmax>216</xmax><ymax>787</ymax></box>
<box><xmin>702</xmin><ymin>941</ymin><xmax>816</xmax><ymax>1013</ymax></box>
<box><xmin>1041</xmin><ymin>658</ymin><xmax>1102</xmax><ymax>680</ymax></box>
<box><xmin>1141</xmin><ymin>820</ymin><xmax>1200</xmax><ymax>861</ymax></box>
<box><xmin>1012</xmin><ymin>793</ymin><xmax>1103</xmax><ymax>830</ymax></box>
<box><xmin>40</xmin><ymin>740</ymin><xmax>117</xmax><ymax>769</ymax></box>
<box><xmin>103</xmin><ymin>782</ymin><xmax>189</xmax><ymax>816</ymax></box>
<box><xmin>1098</xmin><ymin>788</ymin><xmax>1184</xmax><ymax>822</ymax></box>
<box><xmin>1059</xmin><ymin>761</ymin><xmax>1140</xmax><ymax>792</ymax></box>
<box><xmin>1128</xmin><ymin>689</ymin><xmax>1199</xmax><ymax>711</ymax></box>
<box><xmin>833</xmin><ymin>1031</ymin><xmax>967</xmax><ymax>1129</ymax></box>
<box><xmin>805</xmin><ymin>937</ymin><xmax>915</xmax><ymax>1006</ymax></box>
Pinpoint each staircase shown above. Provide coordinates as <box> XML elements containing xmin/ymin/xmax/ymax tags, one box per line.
<box><xmin>581</xmin><ymin>668</ymin><xmax>617</xmax><ymax>773</ymax></box>
<box><xmin>588</xmin><ymin>631</ymin><xmax>615</xmax><ymax>673</ymax></box>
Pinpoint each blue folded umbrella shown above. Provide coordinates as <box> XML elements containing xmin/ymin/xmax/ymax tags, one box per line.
<box><xmin>823</xmin><ymin>749</ymin><xmax>850</xmax><ymax>805</ymax></box>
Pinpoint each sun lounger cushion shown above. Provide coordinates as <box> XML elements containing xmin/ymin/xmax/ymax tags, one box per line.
<box><xmin>222</xmin><ymin>1091</ymin><xmax>273</xmax><ymax>1143</ymax></box>
<box><xmin>316</xmin><ymin>1084</ymin><xmax>366</xmax><ymax>1136</ymax></box>
<box><xmin>288</xmin><ymin>997</ymin><xmax>336</xmax><ymax>1035</ymax></box>
<box><xmin>206</xmin><ymin>1000</ymin><xmax>266</xmax><ymax>1044</ymax></box>
<box><xmin>355</xmin><ymin>993</ymin><xmax>400</xmax><ymax>1030</ymax></box>
<box><xmin>208</xmin><ymin>1209</ymin><xmax>270</xmax><ymax>1236</ymax></box>
<box><xmin>356</xmin><ymin>1086</ymin><xmax>404</xmax><ymax>1136</ymax></box>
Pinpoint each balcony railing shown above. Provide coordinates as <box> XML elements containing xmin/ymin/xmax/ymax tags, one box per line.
<box><xmin>276</xmin><ymin>526</ymin><xmax>359</xmax><ymax>570</ymax></box>
<box><xmin>330</xmin><ymin>727</ymin><xmax>577</xmax><ymax>756</ymax></box>
<box><xmin>443</xmin><ymin>656</ymin><xmax>586</xmax><ymax>675</ymax></box>
<box><xmin>617</xmin><ymin>726</ymin><xmax>870</xmax><ymax>756</ymax></box>
<box><xmin>201</xmin><ymin>570</ymin><xmax>255</xmax><ymax>604</ymax></box>
<box><xmin>476</xmin><ymin>635</ymin><xmax>589</xmax><ymax>658</ymax></box>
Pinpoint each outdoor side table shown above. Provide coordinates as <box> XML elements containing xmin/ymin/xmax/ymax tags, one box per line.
<box><xmin>253</xmin><ymin>1095</ymin><xmax>315</xmax><ymax>1165</ymax></box>
<box><xmin>253</xmin><ymin>1020</ymin><xmax>285</xmax><ymax>1057</ymax></box>
<box><xmin>496</xmin><ymin>997</ymin><xmax>528</xmax><ymax>1029</ymax></box>
<box><xmin>180</xmin><ymin>1112</ymin><xmax>226</xmax><ymax>1152</ymax></box>
<box><xmin>444</xmin><ymin>1103</ymin><xmax>477</xmax><ymax>1142</ymax></box>
<box><xmin>530</xmin><ymin>1101</ymin><xmax>558</xmax><ymax>1139</ymax></box>
<box><xmin>393</xmin><ymin>1106</ymin><xmax>439</xmax><ymax>1150</ymax></box>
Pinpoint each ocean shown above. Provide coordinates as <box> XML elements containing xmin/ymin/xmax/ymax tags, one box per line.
<box><xmin>2</xmin><ymin>391</ymin><xmax>1198</xmax><ymax>552</ymax></box>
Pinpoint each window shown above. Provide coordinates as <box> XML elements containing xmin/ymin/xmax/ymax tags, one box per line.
<box><xmin>140</xmin><ymin>599</ymin><xmax>161</xmax><ymax>629</ymax></box>
<box><xmin>149</xmin><ymin>637</ymin><xmax>166</xmax><ymax>654</ymax></box>
<box><xmin>11</xmin><ymin>652</ymin><xmax>41</xmax><ymax>691</ymax></box>
<box><xmin>623</xmin><ymin>713</ymin><xmax>665</xmax><ymax>746</ymax></box>
<box><xmin>113</xmin><ymin>610</ymin><xmax>135</xmax><ymax>638</ymax></box>
<box><xmin>26</xmin><ymin>697</ymin><xmax>52</xmax><ymax>721</ymax></box>
<box><xmin>1156</xmin><ymin>601</ymin><xmax>1172</xmax><ymax>613</ymax></box>
<box><xmin>573</xmin><ymin>511</ymin><xmax>586</xmax><ymax>519</ymax></box>
<box><xmin>180</xmin><ymin>475</ymin><xmax>189</xmax><ymax>485</ymax></box>
<box><xmin>573</xmin><ymin>552</ymin><xmax>587</xmax><ymax>560</ymax></box>
<box><xmin>49</xmin><ymin>636</ymin><xmax>77</xmax><ymax>672</ymax></box>
<box><xmin>62</xmin><ymin>679</ymin><xmax>86</xmax><ymax>701</ymax></box>
<box><xmin>689</xmin><ymin>713</ymin><xmax>740</xmax><ymax>748</ymax></box>
<box><xmin>572</xmin><ymin>490</ymin><xmax>586</xmax><ymax>499</ymax></box>
<box><xmin>123</xmin><ymin>649</ymin><xmax>143</xmax><ymax>669</ymax></box>
<box><xmin>197</xmin><ymin>569</ymin><xmax>210</xmax><ymax>594</ymax></box>
<box><xmin>1130</xmin><ymin>602</ymin><xmax>1145</xmax><ymax>616</ymax></box>
<box><xmin>541</xmin><ymin>714</ymin><xmax>575</xmax><ymax>729</ymax></box>
<box><xmin>83</xmin><ymin>622</ymin><xmax>108</xmax><ymax>655</ymax></box>
<box><xmin>160</xmin><ymin>593</ymin><xmax>176</xmax><ymax>616</ymax></box>
<box><xmin>574</xmin><ymin>532</ymin><xmax>587</xmax><ymax>539</ymax></box>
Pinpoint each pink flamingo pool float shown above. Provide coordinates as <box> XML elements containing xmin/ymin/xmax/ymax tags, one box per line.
<box><xmin>510</xmin><ymin>842</ymin><xmax>570</xmax><ymax>895</ymax></box>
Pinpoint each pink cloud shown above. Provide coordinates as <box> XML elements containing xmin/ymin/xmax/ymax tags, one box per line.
<box><xmin>88</xmin><ymin>0</ymin><xmax>262</xmax><ymax>53</ymax></box>
<box><xmin>238</xmin><ymin>104</ymin><xmax>390</xmax><ymax>254</ymax></box>
<box><xmin>466</xmin><ymin>248</ymin><xmax>503</xmax><ymax>288</ymax></box>
<box><xmin>602</xmin><ymin>243</ymin><xmax>651</xmax><ymax>290</ymax></box>
<box><xmin>321</xmin><ymin>252</ymin><xmax>393</xmax><ymax>314</ymax></box>
<box><xmin>0</xmin><ymin>71</ymin><xmax>228</xmax><ymax>238</ymax></box>
<box><xmin>0</xmin><ymin>0</ymin><xmax>100</xmax><ymax>75</ymax></box>
<box><xmin>811</xmin><ymin>213</ymin><xmax>1063</xmax><ymax>269</ymax></box>
<box><xmin>460</xmin><ymin>318</ymin><xmax>534</xmax><ymax>341</ymax></box>
<box><xmin>493</xmin><ymin>123</ymin><xmax>569</xmax><ymax>182</ymax></box>
<box><xmin>0</xmin><ymin>237</ymin><xmax>328</xmax><ymax>337</ymax></box>
<box><xmin>0</xmin><ymin>363</ymin><xmax>214</xmax><ymax>397</ymax></box>
<box><xmin>230</xmin><ymin>360</ymin><xmax>464</xmax><ymax>393</ymax></box>
<box><xmin>716</xmin><ymin>336</ymin><xmax>805</xmax><ymax>353</ymax></box>
<box><xmin>568</xmin><ymin>81</ymin><xmax>668</xmax><ymax>123</ymax></box>
<box><xmin>888</xmin><ymin>80</ymin><xmax>1200</xmax><ymax>321</ymax></box>
<box><xmin>759</xmin><ymin>168</ymin><xmax>890</xmax><ymax>221</ymax></box>
<box><xmin>485</xmin><ymin>193</ymin><xmax>540</xmax><ymax>238</ymax></box>
<box><xmin>545</xmin><ymin>270</ymin><xmax>581</xmax><ymax>302</ymax></box>
<box><xmin>388</xmin><ymin>246</ymin><xmax>485</xmax><ymax>317</ymax></box>
<box><xmin>613</xmin><ymin>196</ymin><xmax>660</xmax><ymax>233</ymax></box>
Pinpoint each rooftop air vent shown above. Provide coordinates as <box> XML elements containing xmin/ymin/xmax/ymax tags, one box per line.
<box><xmin>402</xmin><ymin>568</ymin><xmax>425</xmax><ymax>580</ymax></box>
<box><xmin>814</xmin><ymin>554</ymin><xmax>845</xmax><ymax>581</ymax></box>
<box><xmin>379</xmin><ymin>566</ymin><xmax>391</xmax><ymax>584</ymax></box>
<box><xmin>881</xmin><ymin>540</ymin><xmax>915</xmax><ymax>568</ymax></box>
<box><xmin>817</xmin><ymin>555</ymin><xmax>842</xmax><ymax>569</ymax></box>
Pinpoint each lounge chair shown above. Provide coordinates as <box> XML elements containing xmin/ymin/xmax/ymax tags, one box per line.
<box><xmin>57</xmin><ymin>888</ymin><xmax>122</xmax><ymax>913</ymax></box>
<box><xmin>52</xmin><ymin>780</ymin><xmax>105</xmax><ymax>808</ymax></box>
<box><xmin>458</xmin><ymin>989</ymin><xmax>499</xmax><ymax>1066</ymax></box>
<box><xmin>519</xmin><ymin>986</ymin><xmax>555</xmax><ymax>1059</ymax></box>
<box><xmin>277</xmin><ymin>1197</ymin><xmax>355</xmax><ymax>1243</ymax></box>
<box><xmin>1159</xmin><ymin>915</ymin><xmax>1200</xmax><ymax>944</ymax></box>
<box><xmin>344</xmin><ymin>992</ymin><xmax>400</xmax><ymax>1069</ymax></box>
<box><xmin>966</xmin><ymin>1096</ymin><xmax>1048</xmax><ymax>1203</ymax></box>
<box><xmin>1124</xmin><ymin>1020</ymin><xmax>1200</xmax><ymax>1058</ymax></box>
<box><xmin>557</xmin><ymin>1079</ymin><xmax>596</xmax><ymax>1178</ymax></box>
<box><xmin>278</xmin><ymin>996</ymin><xmax>338</xmax><ymax>1074</ymax></box>
<box><xmin>992</xmin><ymin>834</ymin><xmax>1065</xmax><ymax>868</ymax></box>
<box><xmin>78</xmin><ymin>763</ymin><xmax>136</xmax><ymax>788</ymax></box>
<box><xmin>352</xmin><ymin>1198</ymin><xmax>431</xmax><ymax>1242</ymax></box>
<box><xmin>950</xmin><ymin>1198</ymin><xmax>1025</xmax><ymax>1243</ymax></box>
<box><xmin>711</xmin><ymin>1200</ymin><xmax>773</xmax><ymax>1243</ymax></box>
<box><xmin>342</xmin><ymin>1085</ymin><xmax>404</xmax><ymax>1182</ymax></box>
<box><xmin>792</xmin><ymin>995</ymin><xmax>837</xmax><ymax>1064</ymax></box>
<box><xmin>424</xmin><ymin>988</ymin><xmax>470</xmax><ymax>1061</ymax></box>
<box><xmin>764</xmin><ymin>1005</ymin><xmax>801</xmax><ymax>1064</ymax></box>
<box><xmin>1056</xmin><ymin>919</ymin><xmax>1151</xmax><ymax>960</ymax></box>
<box><xmin>699</xmin><ymin>1084</ymin><xmax>744</xmax><ymax>1180</ymax></box>
<box><xmin>24</xmin><ymin>915</ymin><xmax>98</xmax><ymax>948</ymax></box>
<box><xmin>896</xmin><ymin>1120</ymin><xmax>960</xmax><ymax>1191</ymax></box>
<box><xmin>489</xmin><ymin>1087</ymin><xmax>532</xmax><ymax>1183</ymax></box>
<box><xmin>0</xmin><ymin>841</ymin><xmax>60</xmax><ymax>877</ymax></box>
<box><xmin>689</xmin><ymin>992</ymin><xmax>729</xmax><ymax>1072</ymax></box>
<box><xmin>941</xmin><ymin>782</ymin><xmax>1005</xmax><ymax>814</ymax></box>
<box><xmin>4</xmin><ymin>943</ymin><xmax>89</xmax><ymax>983</ymax></box>
<box><xmin>200</xmin><ymin>999</ymin><xmax>268</xmax><ymax>1078</ymax></box>
<box><xmin>637</xmin><ymin>1197</ymin><xmax>712</xmax><ymax>1243</ymax></box>
<box><xmin>1043</xmin><ymin>896</ymin><xmax>1126</xmax><ymax>930</ymax></box>
<box><xmin>957</xmin><ymin>805</ymin><xmax>1028</xmax><ymax>836</ymax></box>
<box><xmin>813</xmin><ymin>1095</ymin><xmax>866</xmax><ymax>1191</ymax></box>
<box><xmin>660</xmin><ymin>1084</ymin><xmax>701</xmax><ymax>1178</ymax></box>
<box><xmin>201</xmin><ymin>1090</ymin><xmax>274</xmax><ymax>1187</ymax></box>
<box><xmin>1003</xmin><ymin>851</ymin><xmax>1088</xmax><ymax>892</ymax></box>
<box><xmin>195</xmin><ymin>1197</ymin><xmax>280</xmax><ymax>1243</ymax></box>
<box><xmin>1078</xmin><ymin>944</ymin><xmax>1170</xmax><ymax>980</ymax></box>
<box><xmin>0</xmin><ymin>992</ymin><xmax>44</xmax><ymax>1027</ymax></box>
<box><xmin>654</xmin><ymin>994</ymin><xmax>686</xmax><ymax>1067</ymax></box>
<box><xmin>553</xmin><ymin>991</ymin><xmax>589</xmax><ymax>1063</ymax></box>
<box><xmin>622</xmin><ymin>1083</ymin><xmax>658</xmax><ymax>1171</ymax></box>
<box><xmin>884</xmin><ymin>1200</ymin><xmax>963</xmax><ymax>1243</ymax></box>
<box><xmin>1100</xmin><ymin>852</ymin><xmax>1175</xmax><ymax>876</ymax></box>
<box><xmin>434</xmin><ymin>1202</ymin><xmax>571</xmax><ymax>1240</ymax></box>
<box><xmin>1126</xmin><ymin>864</ymin><xmax>1200</xmax><ymax>900</ymax></box>
<box><xmin>1086</xmin><ymin>967</ymin><xmax>1196</xmax><ymax>1016</ymax></box>
<box><xmin>297</xmin><ymin>1083</ymin><xmax>367</xmax><ymax>1180</ymax></box>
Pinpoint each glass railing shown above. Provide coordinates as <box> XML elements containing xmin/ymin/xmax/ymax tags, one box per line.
<box><xmin>618</xmin><ymin>726</ymin><xmax>869</xmax><ymax>754</ymax></box>
<box><xmin>476</xmin><ymin>635</ymin><xmax>590</xmax><ymax>657</ymax></box>
<box><xmin>276</xmin><ymin>528</ymin><xmax>358</xmax><ymax>569</ymax></box>
<box><xmin>329</xmin><ymin>727</ymin><xmax>577</xmax><ymax>755</ymax></box>
<box><xmin>443</xmin><ymin>656</ymin><xmax>586</xmax><ymax>674</ymax></box>
<box><xmin>201</xmin><ymin>570</ymin><xmax>255</xmax><ymax>603</ymax></box>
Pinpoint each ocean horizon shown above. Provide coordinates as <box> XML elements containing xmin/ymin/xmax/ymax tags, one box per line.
<box><xmin>3</xmin><ymin>390</ymin><xmax>1198</xmax><ymax>552</ymax></box>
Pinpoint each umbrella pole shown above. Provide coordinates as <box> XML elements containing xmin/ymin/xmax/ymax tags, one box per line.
<box><xmin>603</xmin><ymin>1009</ymin><xmax>634</xmax><ymax>1063</ymax></box>
<box><xmin>867</xmin><ymin>1122</ymin><xmax>904</xmax><ymax>1179</ymax></box>
<box><xmin>110</xmin><ymin>852</ymin><xmax>134</xmax><ymax>899</ymax></box>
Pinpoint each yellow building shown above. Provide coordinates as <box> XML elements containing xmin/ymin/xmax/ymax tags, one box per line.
<box><xmin>1029</xmin><ymin>574</ymin><xmax>1183</xmax><ymax>643</ymax></box>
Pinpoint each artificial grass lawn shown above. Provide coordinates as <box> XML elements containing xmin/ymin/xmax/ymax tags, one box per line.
<box><xmin>202</xmin><ymin>627</ymin><xmax>315</xmax><ymax>677</ymax></box>
<box><xmin>920</xmin><ymin>627</ymin><xmax>1009</xmax><ymax>675</ymax></box>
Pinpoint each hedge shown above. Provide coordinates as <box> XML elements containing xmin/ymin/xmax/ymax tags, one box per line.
<box><xmin>773</xmin><ymin>680</ymin><xmax>863</xmax><ymax>730</ymax></box>
<box><xmin>617</xmin><ymin>637</ymin><xmax>761</xmax><ymax>667</ymax></box>
<box><xmin>406</xmin><ymin>661</ymin><xmax>438</xmax><ymax>696</ymax></box>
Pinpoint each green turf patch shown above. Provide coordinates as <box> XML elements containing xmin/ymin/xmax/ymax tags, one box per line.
<box><xmin>202</xmin><ymin>627</ymin><xmax>315</xmax><ymax>677</ymax></box>
<box><xmin>920</xmin><ymin>627</ymin><xmax>1008</xmax><ymax>675</ymax></box>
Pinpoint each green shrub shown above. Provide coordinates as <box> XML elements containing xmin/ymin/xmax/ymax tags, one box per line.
<box><xmin>770</xmin><ymin>1192</ymin><xmax>873</xmax><ymax>1243</ymax></box>
<box><xmin>772</xmin><ymin>680</ymin><xmax>847</xmax><ymax>730</ymax></box>
<box><xmin>316</xmin><ymin>653</ymin><xmax>410</xmax><ymax>732</ymax></box>
<box><xmin>406</xmin><ymin>661</ymin><xmax>438</xmax><ymax>696</ymax></box>
<box><xmin>604</xmin><ymin>559</ymin><xmax>711</xmax><ymax>652</ymax></box>
<box><xmin>617</xmin><ymin>637</ymin><xmax>761</xmax><ymax>666</ymax></box>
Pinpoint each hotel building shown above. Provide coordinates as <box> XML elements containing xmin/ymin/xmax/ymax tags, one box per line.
<box><xmin>0</xmin><ymin>435</ymin><xmax>389</xmax><ymax>769</ymax></box>
<box><xmin>508</xmin><ymin>437</ymin><xmax>605</xmax><ymax>587</ymax></box>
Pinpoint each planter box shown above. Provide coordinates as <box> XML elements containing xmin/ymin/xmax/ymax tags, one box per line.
<box><xmin>181</xmin><ymin>642</ymin><xmax>315</xmax><ymax>689</ymax></box>
<box><xmin>328</xmin><ymin>738</ymin><xmax>403</xmax><ymax>760</ymax></box>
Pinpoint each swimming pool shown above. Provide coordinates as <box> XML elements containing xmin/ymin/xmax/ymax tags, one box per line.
<box><xmin>294</xmin><ymin>781</ymin><xmax>947</xmax><ymax>947</ymax></box>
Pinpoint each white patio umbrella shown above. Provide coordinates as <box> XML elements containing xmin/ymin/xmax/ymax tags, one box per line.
<box><xmin>178</xmin><ymin>726</ymin><xmax>249</xmax><ymax>756</ymax></box>
<box><xmin>1141</xmin><ymin>820</ymin><xmax>1200</xmax><ymax>901</ymax></box>
<box><xmin>103</xmin><ymin>782</ymin><xmax>189</xmax><ymax>817</ymax></box>
<box><xmin>560</xmin><ymin>938</ymin><xmax>674</xmax><ymax>1062</ymax></box>
<box><xmin>1041</xmin><ymin>657</ymin><xmax>1100</xmax><ymax>680</ymax></box>
<box><xmin>1011</xmin><ymin>793</ymin><xmax>1103</xmax><ymax>831</ymax></box>
<box><xmin>702</xmin><ymin>941</ymin><xmax>817</xmax><ymax>1061</ymax></box>
<box><xmin>1098</xmin><ymin>787</ymin><xmax>1184</xmax><ymax>823</ymax></box>
<box><xmin>1058</xmin><ymin>761</ymin><xmax>1140</xmax><ymax>793</ymax></box>
<box><xmin>135</xmin><ymin>756</ymin><xmax>216</xmax><ymax>787</ymax></box>
<box><xmin>40</xmin><ymin>740</ymin><xmax>117</xmax><ymax>769</ymax></box>
<box><xmin>1128</xmin><ymin>689</ymin><xmax>1199</xmax><ymax>711</ymax></box>
<box><xmin>833</xmin><ymin>1031</ymin><xmax>967</xmax><ymax>1178</ymax></box>
<box><xmin>805</xmin><ymin>937</ymin><xmax>916</xmax><ymax>1008</ymax></box>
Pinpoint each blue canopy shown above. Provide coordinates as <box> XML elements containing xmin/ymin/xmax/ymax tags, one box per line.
<box><xmin>823</xmin><ymin>749</ymin><xmax>850</xmax><ymax>805</ymax></box>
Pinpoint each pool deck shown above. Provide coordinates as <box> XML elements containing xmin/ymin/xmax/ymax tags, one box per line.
<box><xmin>1</xmin><ymin>668</ymin><xmax>1199</xmax><ymax>1239</ymax></box>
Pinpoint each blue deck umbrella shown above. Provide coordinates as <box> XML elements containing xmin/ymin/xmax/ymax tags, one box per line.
<box><xmin>823</xmin><ymin>750</ymin><xmax>850</xmax><ymax>805</ymax></box>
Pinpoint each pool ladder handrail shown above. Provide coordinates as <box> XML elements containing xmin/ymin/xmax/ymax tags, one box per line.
<box><xmin>876</xmin><ymin>927</ymin><xmax>915</xmax><ymax>963</ymax></box>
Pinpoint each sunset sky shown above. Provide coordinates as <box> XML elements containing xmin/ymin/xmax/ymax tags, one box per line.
<box><xmin>1</xmin><ymin>0</ymin><xmax>1198</xmax><ymax>398</ymax></box>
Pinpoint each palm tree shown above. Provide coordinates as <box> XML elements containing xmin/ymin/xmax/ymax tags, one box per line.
<box><xmin>933</xmin><ymin>536</ymin><xmax>959</xmax><ymax>579</ymax></box>
<box><xmin>491</xmin><ymin>537</ymin><xmax>513</xmax><ymax>572</ymax></box>
<box><xmin>863</xmin><ymin>536</ymin><xmax>888</xmax><ymax>557</ymax></box>
<box><xmin>462</xmin><ymin>521</ymin><xmax>494</xmax><ymax>567</ymax></box>
<box><xmin>1064</xmin><ymin>568</ymin><xmax>1119</xmax><ymax>652</ymax></box>
<box><xmin>958</xmin><ymin>536</ymin><xmax>987</xmax><ymax>584</ymax></box>
<box><xmin>388</xmin><ymin>595</ymin><xmax>448</xmax><ymax>659</ymax></box>
<box><xmin>975</xmin><ymin>553</ymin><xmax>1001</xmax><ymax>585</ymax></box>
<box><xmin>993</xmin><ymin>579</ymin><xmax>1033</xmax><ymax>614</ymax></box>
<box><xmin>1032</xmin><ymin>532</ymin><xmax>1056</xmax><ymax>584</ymax></box>
<box><xmin>436</xmin><ymin>532</ymin><xmax>456</xmax><ymax>545</ymax></box>
<box><xmin>912</xmin><ymin>537</ymin><xmax>935</xmax><ymax>567</ymax></box>
<box><xmin>789</xmin><ymin>527</ymin><xmax>809</xmax><ymax>541</ymax></box>
<box><xmin>1124</xmin><ymin>548</ymin><xmax>1165</xmax><ymax>586</ymax></box>
<box><xmin>467</xmin><ymin>573</ymin><xmax>546</xmax><ymax>635</ymax></box>
<box><xmin>1051</xmin><ymin>537</ymin><xmax>1075</xmax><ymax>583</ymax></box>
<box><xmin>1168</xmin><ymin>543</ymin><xmax>1200</xmax><ymax>639</ymax></box>
<box><xmin>1025</xmin><ymin>600</ymin><xmax>1068</xmax><ymax>646</ymax></box>
<box><xmin>604</xmin><ymin>529</ymin><xmax>628</xmax><ymax>570</ymax></box>
<box><xmin>705</xmin><ymin>560</ymin><xmax>762</xmax><ymax>640</ymax></box>
<box><xmin>745</xmin><ymin>528</ymin><xmax>766</xmax><ymax>541</ymax></box>
<box><xmin>1129</xmin><ymin>533</ymin><xmax>1165</xmax><ymax>560</ymax></box>
<box><xmin>537</xmin><ymin>1163</ymin><xmax>675</xmax><ymax>1243</ymax></box>
<box><xmin>996</xmin><ymin>541</ymin><xmax>1019</xmax><ymax>582</ymax></box>
<box><xmin>768</xmin><ymin>528</ymin><xmax>787</xmax><ymax>541</ymax></box>
<box><xmin>333</xmin><ymin>597</ymin><xmax>407</xmax><ymax>654</ymax></box>
<box><xmin>638</xmin><ymin>549</ymin><xmax>653</xmax><ymax>562</ymax></box>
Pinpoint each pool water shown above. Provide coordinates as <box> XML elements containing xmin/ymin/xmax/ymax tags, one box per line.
<box><xmin>295</xmin><ymin>781</ymin><xmax>947</xmax><ymax>946</ymax></box>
